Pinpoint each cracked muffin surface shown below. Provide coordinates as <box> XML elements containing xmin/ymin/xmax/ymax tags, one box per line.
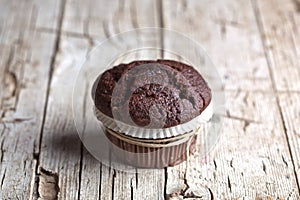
<box><xmin>92</xmin><ymin>59</ymin><xmax>211</xmax><ymax>128</ymax></box>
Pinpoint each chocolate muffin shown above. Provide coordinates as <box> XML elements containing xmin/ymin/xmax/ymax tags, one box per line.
<box><xmin>93</xmin><ymin>60</ymin><xmax>211</xmax><ymax>127</ymax></box>
<box><xmin>92</xmin><ymin>59</ymin><xmax>212</xmax><ymax>168</ymax></box>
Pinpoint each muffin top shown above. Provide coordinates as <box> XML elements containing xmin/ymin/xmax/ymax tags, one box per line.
<box><xmin>92</xmin><ymin>60</ymin><xmax>211</xmax><ymax>128</ymax></box>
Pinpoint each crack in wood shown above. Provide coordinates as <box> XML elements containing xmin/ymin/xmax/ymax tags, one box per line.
<box><xmin>1</xmin><ymin>168</ymin><xmax>6</xmax><ymax>189</ymax></box>
<box><xmin>207</xmin><ymin>187</ymin><xmax>214</xmax><ymax>200</ymax></box>
<box><xmin>135</xmin><ymin>168</ymin><xmax>138</xmax><ymax>189</ymax></box>
<box><xmin>0</xmin><ymin>135</ymin><xmax>5</xmax><ymax>163</ymax></box>
<box><xmin>282</xmin><ymin>155</ymin><xmax>289</xmax><ymax>167</ymax></box>
<box><xmin>130</xmin><ymin>178</ymin><xmax>134</xmax><ymax>200</ymax></box>
<box><xmin>77</xmin><ymin>143</ymin><xmax>83</xmax><ymax>200</ymax></box>
<box><xmin>37</xmin><ymin>167</ymin><xmax>60</xmax><ymax>200</ymax></box>
<box><xmin>14</xmin><ymin>135</ymin><xmax>19</xmax><ymax>153</ymax></box>
<box><xmin>262</xmin><ymin>161</ymin><xmax>267</xmax><ymax>174</ymax></box>
<box><xmin>213</xmin><ymin>159</ymin><xmax>217</xmax><ymax>170</ymax></box>
<box><xmin>168</xmin><ymin>185</ymin><xmax>212</xmax><ymax>199</ymax></box>
<box><xmin>0</xmin><ymin>117</ymin><xmax>33</xmax><ymax>124</ymax></box>
<box><xmin>227</xmin><ymin>176</ymin><xmax>232</xmax><ymax>193</ymax></box>
<box><xmin>166</xmin><ymin>157</ymin><xmax>213</xmax><ymax>199</ymax></box>
<box><xmin>98</xmin><ymin>164</ymin><xmax>102</xmax><ymax>200</ymax></box>
<box><xmin>111</xmin><ymin>169</ymin><xmax>116</xmax><ymax>200</ymax></box>
<box><xmin>230</xmin><ymin>158</ymin><xmax>234</xmax><ymax>170</ymax></box>
<box><xmin>164</xmin><ymin>167</ymin><xmax>168</xmax><ymax>199</ymax></box>
<box><xmin>180</xmin><ymin>158</ymin><xmax>190</xmax><ymax>196</ymax></box>
<box><xmin>23</xmin><ymin>159</ymin><xmax>27</xmax><ymax>171</ymax></box>
<box><xmin>243</xmin><ymin>120</ymin><xmax>250</xmax><ymax>132</ymax></box>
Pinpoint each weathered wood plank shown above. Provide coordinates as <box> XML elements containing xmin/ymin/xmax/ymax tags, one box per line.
<box><xmin>201</xmin><ymin>91</ymin><xmax>298</xmax><ymax>198</ymax></box>
<box><xmin>40</xmin><ymin>0</ymin><xmax>165</xmax><ymax>199</ymax></box>
<box><xmin>78</xmin><ymin>148</ymin><xmax>101</xmax><ymax>198</ymax></box>
<box><xmin>167</xmin><ymin>91</ymin><xmax>300</xmax><ymax>199</ymax></box>
<box><xmin>62</xmin><ymin>0</ymin><xmax>161</xmax><ymax>38</ymax></box>
<box><xmin>162</xmin><ymin>0</ymin><xmax>272</xmax><ymax>92</ymax></box>
<box><xmin>162</xmin><ymin>0</ymin><xmax>300</xmax><ymax>198</ymax></box>
<box><xmin>253</xmin><ymin>0</ymin><xmax>300</xmax><ymax>92</ymax></box>
<box><xmin>38</xmin><ymin>36</ymin><xmax>89</xmax><ymax>200</ymax></box>
<box><xmin>0</xmin><ymin>0</ymin><xmax>62</xmax><ymax>199</ymax></box>
<box><xmin>254</xmin><ymin>0</ymin><xmax>300</xmax><ymax>195</ymax></box>
<box><xmin>278</xmin><ymin>93</ymin><xmax>300</xmax><ymax>191</ymax></box>
<box><xmin>1</xmin><ymin>0</ymin><xmax>299</xmax><ymax>199</ymax></box>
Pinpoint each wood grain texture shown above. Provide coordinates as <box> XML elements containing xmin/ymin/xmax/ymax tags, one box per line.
<box><xmin>162</xmin><ymin>0</ymin><xmax>300</xmax><ymax>198</ymax></box>
<box><xmin>254</xmin><ymin>0</ymin><xmax>300</xmax><ymax>194</ymax></box>
<box><xmin>166</xmin><ymin>91</ymin><xmax>300</xmax><ymax>199</ymax></box>
<box><xmin>0</xmin><ymin>0</ymin><xmax>62</xmax><ymax>199</ymax></box>
<box><xmin>0</xmin><ymin>0</ymin><xmax>299</xmax><ymax>199</ymax></box>
<box><xmin>253</xmin><ymin>0</ymin><xmax>300</xmax><ymax>92</ymax></box>
<box><xmin>38</xmin><ymin>0</ymin><xmax>165</xmax><ymax>199</ymax></box>
<box><xmin>162</xmin><ymin>0</ymin><xmax>272</xmax><ymax>92</ymax></box>
<box><xmin>38</xmin><ymin>36</ymin><xmax>88</xmax><ymax>200</ymax></box>
<box><xmin>278</xmin><ymin>93</ymin><xmax>300</xmax><ymax>191</ymax></box>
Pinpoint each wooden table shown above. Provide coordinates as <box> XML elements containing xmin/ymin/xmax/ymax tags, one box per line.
<box><xmin>0</xmin><ymin>0</ymin><xmax>299</xmax><ymax>199</ymax></box>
